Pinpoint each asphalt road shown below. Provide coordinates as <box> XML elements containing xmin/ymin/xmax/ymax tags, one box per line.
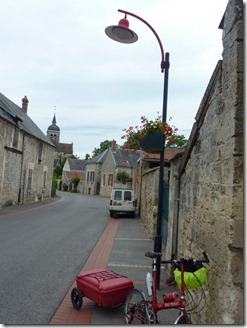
<box><xmin>0</xmin><ymin>191</ymin><xmax>110</xmax><ymax>325</ymax></box>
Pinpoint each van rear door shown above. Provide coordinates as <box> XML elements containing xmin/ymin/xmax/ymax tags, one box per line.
<box><xmin>109</xmin><ymin>189</ymin><xmax>136</xmax><ymax>217</ymax></box>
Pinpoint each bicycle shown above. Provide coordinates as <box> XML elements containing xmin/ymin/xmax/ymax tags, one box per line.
<box><xmin>124</xmin><ymin>251</ymin><xmax>209</xmax><ymax>324</ymax></box>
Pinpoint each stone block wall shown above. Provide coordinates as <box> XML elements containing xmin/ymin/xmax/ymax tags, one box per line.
<box><xmin>140</xmin><ymin>167</ymin><xmax>160</xmax><ymax>238</ymax></box>
<box><xmin>0</xmin><ymin>120</ymin><xmax>54</xmax><ymax>206</ymax></box>
<box><xmin>100</xmin><ymin>150</ymin><xmax>115</xmax><ymax>197</ymax></box>
<box><xmin>167</xmin><ymin>0</ymin><xmax>243</xmax><ymax>324</ymax></box>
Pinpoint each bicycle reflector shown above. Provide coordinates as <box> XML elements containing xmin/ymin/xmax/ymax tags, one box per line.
<box><xmin>173</xmin><ymin>267</ymin><xmax>207</xmax><ymax>289</ymax></box>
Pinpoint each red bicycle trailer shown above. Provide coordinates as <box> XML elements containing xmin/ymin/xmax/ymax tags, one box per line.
<box><xmin>71</xmin><ymin>268</ymin><xmax>133</xmax><ymax>309</ymax></box>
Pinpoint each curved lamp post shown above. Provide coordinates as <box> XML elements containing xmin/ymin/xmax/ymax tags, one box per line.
<box><xmin>105</xmin><ymin>9</ymin><xmax>170</xmax><ymax>288</ymax></box>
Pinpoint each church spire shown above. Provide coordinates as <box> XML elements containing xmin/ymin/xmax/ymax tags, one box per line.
<box><xmin>47</xmin><ymin>107</ymin><xmax>60</xmax><ymax>143</ymax></box>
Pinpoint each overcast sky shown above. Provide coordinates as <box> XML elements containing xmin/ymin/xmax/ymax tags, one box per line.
<box><xmin>1</xmin><ymin>0</ymin><xmax>229</xmax><ymax>158</ymax></box>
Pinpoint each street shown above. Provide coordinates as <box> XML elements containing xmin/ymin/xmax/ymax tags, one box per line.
<box><xmin>0</xmin><ymin>191</ymin><xmax>110</xmax><ymax>325</ymax></box>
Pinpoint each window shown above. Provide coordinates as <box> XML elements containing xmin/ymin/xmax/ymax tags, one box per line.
<box><xmin>43</xmin><ymin>171</ymin><xmax>47</xmax><ymax>189</ymax></box>
<box><xmin>27</xmin><ymin>169</ymin><xmax>33</xmax><ymax>192</ymax></box>
<box><xmin>108</xmin><ymin>174</ymin><xmax>113</xmax><ymax>186</ymax></box>
<box><xmin>38</xmin><ymin>142</ymin><xmax>43</xmax><ymax>163</ymax></box>
<box><xmin>12</xmin><ymin>128</ymin><xmax>19</xmax><ymax>148</ymax></box>
<box><xmin>90</xmin><ymin>171</ymin><xmax>95</xmax><ymax>182</ymax></box>
<box><xmin>103</xmin><ymin>174</ymin><xmax>105</xmax><ymax>186</ymax></box>
<box><xmin>124</xmin><ymin>191</ymin><xmax>132</xmax><ymax>201</ymax></box>
<box><xmin>86</xmin><ymin>171</ymin><xmax>95</xmax><ymax>182</ymax></box>
<box><xmin>114</xmin><ymin>191</ymin><xmax>122</xmax><ymax>200</ymax></box>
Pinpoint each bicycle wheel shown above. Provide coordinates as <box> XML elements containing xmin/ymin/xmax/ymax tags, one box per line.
<box><xmin>124</xmin><ymin>288</ymin><xmax>147</xmax><ymax>324</ymax></box>
<box><xmin>174</xmin><ymin>314</ymin><xmax>192</xmax><ymax>324</ymax></box>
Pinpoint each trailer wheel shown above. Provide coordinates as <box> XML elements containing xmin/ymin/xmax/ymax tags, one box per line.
<box><xmin>71</xmin><ymin>287</ymin><xmax>83</xmax><ymax>310</ymax></box>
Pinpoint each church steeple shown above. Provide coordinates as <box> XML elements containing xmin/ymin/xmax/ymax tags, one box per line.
<box><xmin>52</xmin><ymin>114</ymin><xmax>56</xmax><ymax>125</ymax></box>
<box><xmin>47</xmin><ymin>109</ymin><xmax>60</xmax><ymax>143</ymax></box>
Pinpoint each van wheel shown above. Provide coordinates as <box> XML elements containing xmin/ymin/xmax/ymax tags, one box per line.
<box><xmin>110</xmin><ymin>212</ymin><xmax>114</xmax><ymax>218</ymax></box>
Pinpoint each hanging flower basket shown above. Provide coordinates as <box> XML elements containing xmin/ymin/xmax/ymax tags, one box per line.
<box><xmin>139</xmin><ymin>130</ymin><xmax>164</xmax><ymax>153</ymax></box>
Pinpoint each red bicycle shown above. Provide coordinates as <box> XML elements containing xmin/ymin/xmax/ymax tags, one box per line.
<box><xmin>124</xmin><ymin>251</ymin><xmax>209</xmax><ymax>324</ymax></box>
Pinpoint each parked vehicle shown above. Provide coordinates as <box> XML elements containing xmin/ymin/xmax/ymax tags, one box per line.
<box><xmin>109</xmin><ymin>188</ymin><xmax>136</xmax><ymax>218</ymax></box>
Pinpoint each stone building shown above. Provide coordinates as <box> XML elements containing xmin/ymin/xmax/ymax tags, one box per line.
<box><xmin>100</xmin><ymin>140</ymin><xmax>140</xmax><ymax>197</ymax></box>
<box><xmin>46</xmin><ymin>114</ymin><xmax>73</xmax><ymax>165</ymax></box>
<box><xmin>84</xmin><ymin>149</ymin><xmax>108</xmax><ymax>195</ymax></box>
<box><xmin>0</xmin><ymin>93</ymin><xmax>56</xmax><ymax>207</ymax></box>
<box><xmin>166</xmin><ymin>0</ymin><xmax>243</xmax><ymax>324</ymax></box>
<box><xmin>62</xmin><ymin>158</ymin><xmax>87</xmax><ymax>193</ymax></box>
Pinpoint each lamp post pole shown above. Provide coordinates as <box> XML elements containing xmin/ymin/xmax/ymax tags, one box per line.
<box><xmin>105</xmin><ymin>10</ymin><xmax>170</xmax><ymax>288</ymax></box>
<box><xmin>154</xmin><ymin>52</ymin><xmax>170</xmax><ymax>289</ymax></box>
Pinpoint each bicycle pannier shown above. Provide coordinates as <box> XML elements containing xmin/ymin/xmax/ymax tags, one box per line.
<box><xmin>173</xmin><ymin>259</ymin><xmax>207</xmax><ymax>289</ymax></box>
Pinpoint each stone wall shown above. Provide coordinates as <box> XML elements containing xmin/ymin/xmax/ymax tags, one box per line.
<box><xmin>167</xmin><ymin>0</ymin><xmax>243</xmax><ymax>324</ymax></box>
<box><xmin>140</xmin><ymin>167</ymin><xmax>160</xmax><ymax>238</ymax></box>
<box><xmin>100</xmin><ymin>150</ymin><xmax>115</xmax><ymax>197</ymax></box>
<box><xmin>0</xmin><ymin>120</ymin><xmax>54</xmax><ymax>206</ymax></box>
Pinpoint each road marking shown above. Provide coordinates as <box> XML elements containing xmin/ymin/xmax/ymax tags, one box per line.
<box><xmin>115</xmin><ymin>237</ymin><xmax>151</xmax><ymax>241</ymax></box>
<box><xmin>108</xmin><ymin>263</ymin><xmax>152</xmax><ymax>269</ymax></box>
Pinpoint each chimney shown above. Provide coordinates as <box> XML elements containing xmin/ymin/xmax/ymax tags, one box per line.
<box><xmin>22</xmin><ymin>96</ymin><xmax>29</xmax><ymax>113</ymax></box>
<box><xmin>111</xmin><ymin>139</ymin><xmax>116</xmax><ymax>152</ymax></box>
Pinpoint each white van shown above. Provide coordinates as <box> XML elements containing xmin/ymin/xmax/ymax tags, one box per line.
<box><xmin>109</xmin><ymin>188</ymin><xmax>137</xmax><ymax>218</ymax></box>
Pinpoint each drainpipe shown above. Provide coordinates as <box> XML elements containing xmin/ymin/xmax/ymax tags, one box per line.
<box><xmin>18</xmin><ymin>131</ymin><xmax>26</xmax><ymax>204</ymax></box>
<box><xmin>172</xmin><ymin>174</ymin><xmax>181</xmax><ymax>259</ymax></box>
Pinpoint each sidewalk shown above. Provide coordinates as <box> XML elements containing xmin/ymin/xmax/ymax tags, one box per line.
<box><xmin>49</xmin><ymin>217</ymin><xmax>178</xmax><ymax>325</ymax></box>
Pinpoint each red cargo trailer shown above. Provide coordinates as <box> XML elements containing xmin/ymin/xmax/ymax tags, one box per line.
<box><xmin>71</xmin><ymin>269</ymin><xmax>134</xmax><ymax>309</ymax></box>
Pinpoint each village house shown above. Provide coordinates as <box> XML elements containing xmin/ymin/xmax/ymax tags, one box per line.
<box><xmin>84</xmin><ymin>149</ymin><xmax>108</xmax><ymax>195</ymax></box>
<box><xmin>100</xmin><ymin>140</ymin><xmax>140</xmax><ymax>197</ymax></box>
<box><xmin>62</xmin><ymin>158</ymin><xmax>87</xmax><ymax>193</ymax></box>
<box><xmin>0</xmin><ymin>93</ymin><xmax>56</xmax><ymax>207</ymax></box>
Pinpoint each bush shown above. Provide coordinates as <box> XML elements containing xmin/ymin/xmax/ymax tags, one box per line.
<box><xmin>63</xmin><ymin>183</ymin><xmax>68</xmax><ymax>191</ymax></box>
<box><xmin>72</xmin><ymin>176</ymin><xmax>80</xmax><ymax>192</ymax></box>
<box><xmin>116</xmin><ymin>171</ymin><xmax>130</xmax><ymax>184</ymax></box>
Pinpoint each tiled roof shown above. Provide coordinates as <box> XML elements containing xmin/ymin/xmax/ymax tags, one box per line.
<box><xmin>53</xmin><ymin>141</ymin><xmax>73</xmax><ymax>154</ymax></box>
<box><xmin>88</xmin><ymin>149</ymin><xmax>109</xmax><ymax>164</ymax></box>
<box><xmin>0</xmin><ymin>92</ymin><xmax>55</xmax><ymax>147</ymax></box>
<box><xmin>67</xmin><ymin>158</ymin><xmax>87</xmax><ymax>171</ymax></box>
<box><xmin>143</xmin><ymin>147</ymin><xmax>185</xmax><ymax>161</ymax></box>
<box><xmin>65</xmin><ymin>171</ymin><xmax>84</xmax><ymax>180</ymax></box>
<box><xmin>112</xmin><ymin>149</ymin><xmax>140</xmax><ymax>167</ymax></box>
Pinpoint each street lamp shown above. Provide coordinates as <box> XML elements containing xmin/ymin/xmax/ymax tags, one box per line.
<box><xmin>105</xmin><ymin>9</ymin><xmax>170</xmax><ymax>288</ymax></box>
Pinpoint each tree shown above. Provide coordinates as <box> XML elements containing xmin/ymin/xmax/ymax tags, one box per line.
<box><xmin>166</xmin><ymin>134</ymin><xmax>187</xmax><ymax>148</ymax></box>
<box><xmin>92</xmin><ymin>140</ymin><xmax>113</xmax><ymax>158</ymax></box>
<box><xmin>53</xmin><ymin>155</ymin><xmax>79</xmax><ymax>179</ymax></box>
<box><xmin>116</xmin><ymin>171</ymin><xmax>131</xmax><ymax>184</ymax></box>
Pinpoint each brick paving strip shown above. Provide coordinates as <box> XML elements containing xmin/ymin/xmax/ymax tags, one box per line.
<box><xmin>49</xmin><ymin>218</ymin><xmax>120</xmax><ymax>325</ymax></box>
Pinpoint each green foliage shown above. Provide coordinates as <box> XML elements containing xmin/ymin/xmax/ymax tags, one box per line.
<box><xmin>72</xmin><ymin>176</ymin><xmax>80</xmax><ymax>192</ymax></box>
<box><xmin>85</xmin><ymin>153</ymin><xmax>91</xmax><ymax>160</ymax></box>
<box><xmin>52</xmin><ymin>179</ymin><xmax>58</xmax><ymax>191</ymax></box>
<box><xmin>121</xmin><ymin>115</ymin><xmax>187</xmax><ymax>150</ymax></box>
<box><xmin>92</xmin><ymin>140</ymin><xmax>113</xmax><ymax>158</ymax></box>
<box><xmin>63</xmin><ymin>183</ymin><xmax>68</xmax><ymax>191</ymax></box>
<box><xmin>53</xmin><ymin>155</ymin><xmax>78</xmax><ymax>179</ymax></box>
<box><xmin>116</xmin><ymin>171</ymin><xmax>131</xmax><ymax>184</ymax></box>
<box><xmin>166</xmin><ymin>134</ymin><xmax>187</xmax><ymax>147</ymax></box>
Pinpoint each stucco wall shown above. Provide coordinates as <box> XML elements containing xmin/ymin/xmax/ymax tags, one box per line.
<box><xmin>167</xmin><ymin>0</ymin><xmax>243</xmax><ymax>324</ymax></box>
